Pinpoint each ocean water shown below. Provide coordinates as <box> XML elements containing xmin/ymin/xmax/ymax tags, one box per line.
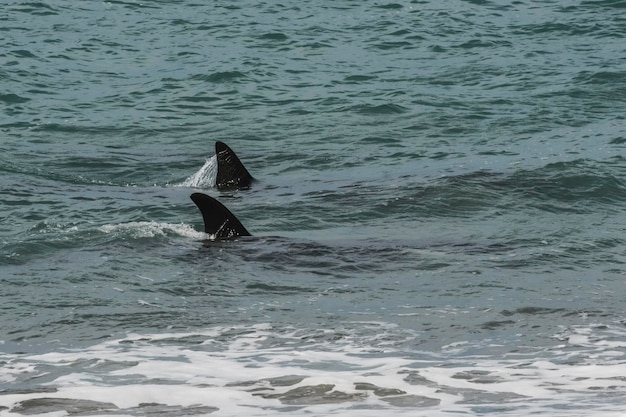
<box><xmin>2</xmin><ymin>0</ymin><xmax>626</xmax><ymax>415</ymax></box>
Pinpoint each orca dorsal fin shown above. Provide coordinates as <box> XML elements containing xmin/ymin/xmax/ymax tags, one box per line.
<box><xmin>215</xmin><ymin>141</ymin><xmax>254</xmax><ymax>190</ymax></box>
<box><xmin>190</xmin><ymin>193</ymin><xmax>251</xmax><ymax>239</ymax></box>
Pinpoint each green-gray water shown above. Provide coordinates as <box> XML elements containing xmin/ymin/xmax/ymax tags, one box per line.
<box><xmin>2</xmin><ymin>1</ymin><xmax>626</xmax><ymax>415</ymax></box>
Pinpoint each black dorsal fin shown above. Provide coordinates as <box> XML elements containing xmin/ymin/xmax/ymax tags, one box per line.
<box><xmin>215</xmin><ymin>141</ymin><xmax>254</xmax><ymax>190</ymax></box>
<box><xmin>190</xmin><ymin>193</ymin><xmax>251</xmax><ymax>239</ymax></box>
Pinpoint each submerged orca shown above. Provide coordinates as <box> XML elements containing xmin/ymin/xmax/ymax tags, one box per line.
<box><xmin>215</xmin><ymin>141</ymin><xmax>254</xmax><ymax>190</ymax></box>
<box><xmin>190</xmin><ymin>192</ymin><xmax>251</xmax><ymax>239</ymax></box>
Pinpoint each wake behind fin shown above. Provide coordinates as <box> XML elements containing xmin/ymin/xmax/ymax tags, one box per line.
<box><xmin>190</xmin><ymin>193</ymin><xmax>251</xmax><ymax>239</ymax></box>
<box><xmin>215</xmin><ymin>141</ymin><xmax>254</xmax><ymax>190</ymax></box>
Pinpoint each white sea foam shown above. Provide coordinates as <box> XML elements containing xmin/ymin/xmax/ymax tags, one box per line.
<box><xmin>98</xmin><ymin>221</ymin><xmax>206</xmax><ymax>240</ymax></box>
<box><xmin>178</xmin><ymin>156</ymin><xmax>217</xmax><ymax>188</ymax></box>
<box><xmin>1</xmin><ymin>323</ymin><xmax>625</xmax><ymax>416</ymax></box>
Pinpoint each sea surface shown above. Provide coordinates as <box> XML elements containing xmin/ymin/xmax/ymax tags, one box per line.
<box><xmin>2</xmin><ymin>1</ymin><xmax>626</xmax><ymax>416</ymax></box>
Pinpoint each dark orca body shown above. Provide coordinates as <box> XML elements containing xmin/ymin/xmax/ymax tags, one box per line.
<box><xmin>190</xmin><ymin>192</ymin><xmax>250</xmax><ymax>239</ymax></box>
<box><xmin>215</xmin><ymin>141</ymin><xmax>254</xmax><ymax>190</ymax></box>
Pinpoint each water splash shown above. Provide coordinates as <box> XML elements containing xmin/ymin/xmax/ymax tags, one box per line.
<box><xmin>98</xmin><ymin>221</ymin><xmax>205</xmax><ymax>239</ymax></box>
<box><xmin>180</xmin><ymin>156</ymin><xmax>217</xmax><ymax>188</ymax></box>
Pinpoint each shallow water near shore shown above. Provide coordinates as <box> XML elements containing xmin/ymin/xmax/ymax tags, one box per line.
<box><xmin>2</xmin><ymin>1</ymin><xmax>626</xmax><ymax>415</ymax></box>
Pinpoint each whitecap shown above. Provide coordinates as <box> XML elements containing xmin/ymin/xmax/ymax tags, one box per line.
<box><xmin>1</xmin><ymin>323</ymin><xmax>625</xmax><ymax>416</ymax></box>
